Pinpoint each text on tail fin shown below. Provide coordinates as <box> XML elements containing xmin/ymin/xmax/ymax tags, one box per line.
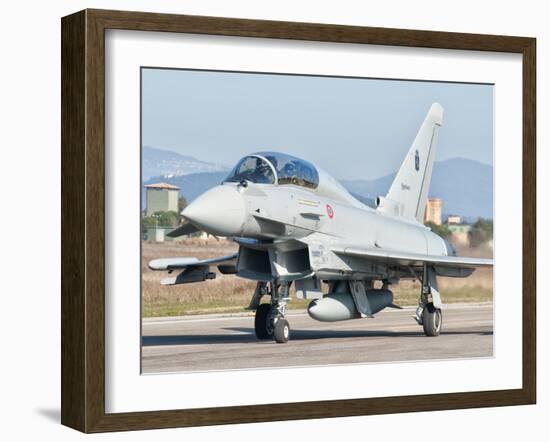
<box><xmin>377</xmin><ymin>103</ymin><xmax>444</xmax><ymax>222</ymax></box>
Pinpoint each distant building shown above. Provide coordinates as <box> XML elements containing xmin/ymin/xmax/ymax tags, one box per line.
<box><xmin>448</xmin><ymin>223</ymin><xmax>472</xmax><ymax>246</ymax></box>
<box><xmin>144</xmin><ymin>226</ymin><xmax>179</xmax><ymax>243</ymax></box>
<box><xmin>144</xmin><ymin>182</ymin><xmax>180</xmax><ymax>216</ymax></box>
<box><xmin>143</xmin><ymin>228</ymin><xmax>226</xmax><ymax>243</ymax></box>
<box><xmin>145</xmin><ymin>227</ymin><xmax>166</xmax><ymax>243</ymax></box>
<box><xmin>424</xmin><ymin>198</ymin><xmax>443</xmax><ymax>225</ymax></box>
<box><xmin>196</xmin><ymin>231</ymin><xmax>227</xmax><ymax>240</ymax></box>
<box><xmin>448</xmin><ymin>224</ymin><xmax>472</xmax><ymax>234</ymax></box>
<box><xmin>447</xmin><ymin>215</ymin><xmax>462</xmax><ymax>225</ymax></box>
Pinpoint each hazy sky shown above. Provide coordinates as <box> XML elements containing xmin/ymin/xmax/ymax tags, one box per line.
<box><xmin>142</xmin><ymin>68</ymin><xmax>493</xmax><ymax>180</ymax></box>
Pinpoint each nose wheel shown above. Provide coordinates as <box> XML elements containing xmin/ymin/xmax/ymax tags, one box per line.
<box><xmin>254</xmin><ymin>304</ymin><xmax>274</xmax><ymax>339</ymax></box>
<box><xmin>421</xmin><ymin>304</ymin><xmax>442</xmax><ymax>337</ymax></box>
<box><xmin>254</xmin><ymin>306</ymin><xmax>291</xmax><ymax>343</ymax></box>
<box><xmin>253</xmin><ymin>280</ymin><xmax>291</xmax><ymax>343</ymax></box>
<box><xmin>274</xmin><ymin>318</ymin><xmax>290</xmax><ymax>343</ymax></box>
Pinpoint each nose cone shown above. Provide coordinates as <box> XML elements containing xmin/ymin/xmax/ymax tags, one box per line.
<box><xmin>182</xmin><ymin>185</ymin><xmax>246</xmax><ymax>236</ymax></box>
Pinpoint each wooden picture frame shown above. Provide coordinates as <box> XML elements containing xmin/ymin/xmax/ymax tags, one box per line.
<box><xmin>61</xmin><ymin>8</ymin><xmax>536</xmax><ymax>433</ymax></box>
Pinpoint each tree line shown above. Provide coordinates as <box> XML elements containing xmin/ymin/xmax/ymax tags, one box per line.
<box><xmin>425</xmin><ymin>218</ymin><xmax>493</xmax><ymax>248</ymax></box>
<box><xmin>142</xmin><ymin>197</ymin><xmax>187</xmax><ymax>228</ymax></box>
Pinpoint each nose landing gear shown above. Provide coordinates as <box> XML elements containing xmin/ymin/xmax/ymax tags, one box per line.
<box><xmin>252</xmin><ymin>280</ymin><xmax>291</xmax><ymax>343</ymax></box>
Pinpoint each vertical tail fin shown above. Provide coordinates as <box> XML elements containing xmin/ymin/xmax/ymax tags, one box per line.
<box><xmin>377</xmin><ymin>103</ymin><xmax>443</xmax><ymax>222</ymax></box>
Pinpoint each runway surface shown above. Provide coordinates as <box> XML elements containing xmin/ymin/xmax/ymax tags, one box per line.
<box><xmin>142</xmin><ymin>303</ymin><xmax>493</xmax><ymax>374</ymax></box>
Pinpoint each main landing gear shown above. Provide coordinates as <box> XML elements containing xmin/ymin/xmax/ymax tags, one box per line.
<box><xmin>414</xmin><ymin>263</ymin><xmax>443</xmax><ymax>337</ymax></box>
<box><xmin>252</xmin><ymin>280</ymin><xmax>291</xmax><ymax>343</ymax></box>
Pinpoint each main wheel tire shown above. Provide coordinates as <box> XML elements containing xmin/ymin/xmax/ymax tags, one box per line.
<box><xmin>422</xmin><ymin>304</ymin><xmax>442</xmax><ymax>337</ymax></box>
<box><xmin>254</xmin><ymin>304</ymin><xmax>273</xmax><ymax>340</ymax></box>
<box><xmin>274</xmin><ymin>318</ymin><xmax>290</xmax><ymax>343</ymax></box>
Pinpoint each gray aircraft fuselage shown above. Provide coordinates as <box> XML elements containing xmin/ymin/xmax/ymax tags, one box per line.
<box><xmin>180</xmin><ymin>165</ymin><xmax>448</xmax><ymax>282</ymax></box>
<box><xmin>189</xmin><ymin>179</ymin><xmax>446</xmax><ymax>247</ymax></box>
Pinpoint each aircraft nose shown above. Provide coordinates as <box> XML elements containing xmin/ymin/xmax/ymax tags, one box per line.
<box><xmin>182</xmin><ymin>185</ymin><xmax>246</xmax><ymax>236</ymax></box>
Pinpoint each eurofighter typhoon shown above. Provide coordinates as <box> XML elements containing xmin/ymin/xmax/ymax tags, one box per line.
<box><xmin>149</xmin><ymin>103</ymin><xmax>493</xmax><ymax>343</ymax></box>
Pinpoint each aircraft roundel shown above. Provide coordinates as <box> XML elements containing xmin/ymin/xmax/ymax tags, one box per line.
<box><xmin>326</xmin><ymin>204</ymin><xmax>334</xmax><ymax>219</ymax></box>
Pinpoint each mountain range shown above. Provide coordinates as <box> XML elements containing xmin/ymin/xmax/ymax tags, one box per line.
<box><xmin>142</xmin><ymin>147</ymin><xmax>493</xmax><ymax>220</ymax></box>
<box><xmin>341</xmin><ymin>157</ymin><xmax>493</xmax><ymax>220</ymax></box>
<box><xmin>142</xmin><ymin>146</ymin><xmax>227</xmax><ymax>180</ymax></box>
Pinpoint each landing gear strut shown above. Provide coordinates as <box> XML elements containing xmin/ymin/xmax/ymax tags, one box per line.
<box><xmin>253</xmin><ymin>280</ymin><xmax>291</xmax><ymax>343</ymax></box>
<box><xmin>414</xmin><ymin>263</ymin><xmax>443</xmax><ymax>337</ymax></box>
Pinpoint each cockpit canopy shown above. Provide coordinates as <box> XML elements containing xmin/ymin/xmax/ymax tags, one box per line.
<box><xmin>225</xmin><ymin>152</ymin><xmax>319</xmax><ymax>189</ymax></box>
<box><xmin>225</xmin><ymin>155</ymin><xmax>276</xmax><ymax>185</ymax></box>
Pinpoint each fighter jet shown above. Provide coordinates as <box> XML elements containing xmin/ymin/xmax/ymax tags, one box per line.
<box><xmin>149</xmin><ymin>103</ymin><xmax>493</xmax><ymax>343</ymax></box>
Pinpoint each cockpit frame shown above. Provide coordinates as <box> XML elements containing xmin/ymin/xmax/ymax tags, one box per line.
<box><xmin>225</xmin><ymin>152</ymin><xmax>320</xmax><ymax>190</ymax></box>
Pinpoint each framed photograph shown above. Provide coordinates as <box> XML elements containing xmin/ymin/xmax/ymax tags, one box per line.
<box><xmin>61</xmin><ymin>9</ymin><xmax>536</xmax><ymax>433</ymax></box>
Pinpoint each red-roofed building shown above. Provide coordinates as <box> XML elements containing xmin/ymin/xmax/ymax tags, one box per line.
<box><xmin>144</xmin><ymin>182</ymin><xmax>180</xmax><ymax>191</ymax></box>
<box><xmin>145</xmin><ymin>182</ymin><xmax>180</xmax><ymax>216</ymax></box>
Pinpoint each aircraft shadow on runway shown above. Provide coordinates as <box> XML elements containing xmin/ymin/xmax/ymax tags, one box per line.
<box><xmin>142</xmin><ymin>327</ymin><xmax>493</xmax><ymax>346</ymax></box>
